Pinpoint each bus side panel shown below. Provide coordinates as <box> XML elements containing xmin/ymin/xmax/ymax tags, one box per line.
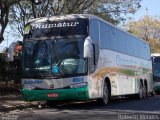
<box><xmin>88</xmin><ymin>18</ymin><xmax>152</xmax><ymax>99</ymax></box>
<box><xmin>88</xmin><ymin>49</ymin><xmax>152</xmax><ymax>98</ymax></box>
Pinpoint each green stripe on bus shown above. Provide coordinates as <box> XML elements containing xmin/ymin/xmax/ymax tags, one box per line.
<box><xmin>22</xmin><ymin>86</ymin><xmax>89</xmax><ymax>101</ymax></box>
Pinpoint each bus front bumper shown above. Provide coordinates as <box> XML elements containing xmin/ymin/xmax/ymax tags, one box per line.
<box><xmin>22</xmin><ymin>86</ymin><xmax>89</xmax><ymax>101</ymax></box>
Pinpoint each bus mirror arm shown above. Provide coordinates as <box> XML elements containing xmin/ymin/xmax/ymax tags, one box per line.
<box><xmin>84</xmin><ymin>36</ymin><xmax>92</xmax><ymax>58</ymax></box>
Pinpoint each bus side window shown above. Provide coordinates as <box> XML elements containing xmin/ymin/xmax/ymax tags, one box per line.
<box><xmin>93</xmin><ymin>44</ymin><xmax>96</xmax><ymax>65</ymax></box>
<box><xmin>89</xmin><ymin>44</ymin><xmax>97</xmax><ymax>73</ymax></box>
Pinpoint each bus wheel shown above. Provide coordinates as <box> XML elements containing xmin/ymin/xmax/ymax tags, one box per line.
<box><xmin>142</xmin><ymin>84</ymin><xmax>147</xmax><ymax>99</ymax></box>
<box><xmin>138</xmin><ymin>82</ymin><xmax>143</xmax><ymax>99</ymax></box>
<box><xmin>150</xmin><ymin>88</ymin><xmax>155</xmax><ymax>96</ymax></box>
<box><xmin>97</xmin><ymin>82</ymin><xmax>109</xmax><ymax>105</ymax></box>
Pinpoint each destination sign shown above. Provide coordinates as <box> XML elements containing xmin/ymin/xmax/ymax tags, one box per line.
<box><xmin>24</xmin><ymin>18</ymin><xmax>88</xmax><ymax>39</ymax></box>
<box><xmin>32</xmin><ymin>22</ymin><xmax>79</xmax><ymax>29</ymax></box>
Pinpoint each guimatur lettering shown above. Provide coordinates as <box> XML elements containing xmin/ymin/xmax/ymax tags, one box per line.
<box><xmin>32</xmin><ymin>22</ymin><xmax>79</xmax><ymax>29</ymax></box>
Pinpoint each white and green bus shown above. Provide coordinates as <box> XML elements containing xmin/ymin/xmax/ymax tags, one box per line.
<box><xmin>9</xmin><ymin>14</ymin><xmax>154</xmax><ymax>105</ymax></box>
<box><xmin>151</xmin><ymin>53</ymin><xmax>160</xmax><ymax>93</ymax></box>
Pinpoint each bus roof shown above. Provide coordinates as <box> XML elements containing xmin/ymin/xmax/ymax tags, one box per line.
<box><xmin>27</xmin><ymin>14</ymin><xmax>149</xmax><ymax>45</ymax></box>
<box><xmin>28</xmin><ymin>14</ymin><xmax>90</xmax><ymax>23</ymax></box>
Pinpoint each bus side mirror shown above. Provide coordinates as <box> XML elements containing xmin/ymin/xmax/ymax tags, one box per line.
<box><xmin>7</xmin><ymin>42</ymin><xmax>17</xmax><ymax>61</ymax></box>
<box><xmin>7</xmin><ymin>41</ymin><xmax>23</xmax><ymax>61</ymax></box>
<box><xmin>84</xmin><ymin>36</ymin><xmax>92</xmax><ymax>58</ymax></box>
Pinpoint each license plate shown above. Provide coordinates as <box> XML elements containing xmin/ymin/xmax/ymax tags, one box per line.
<box><xmin>48</xmin><ymin>93</ymin><xmax>59</xmax><ymax>98</ymax></box>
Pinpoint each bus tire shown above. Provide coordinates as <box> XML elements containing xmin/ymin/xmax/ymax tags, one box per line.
<box><xmin>142</xmin><ymin>83</ymin><xmax>147</xmax><ymax>99</ymax></box>
<box><xmin>150</xmin><ymin>88</ymin><xmax>155</xmax><ymax>96</ymax></box>
<box><xmin>97</xmin><ymin>81</ymin><xmax>109</xmax><ymax>105</ymax></box>
<box><xmin>138</xmin><ymin>82</ymin><xmax>143</xmax><ymax>99</ymax></box>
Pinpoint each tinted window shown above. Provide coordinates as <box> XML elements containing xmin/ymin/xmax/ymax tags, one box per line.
<box><xmin>90</xmin><ymin>19</ymin><xmax>99</xmax><ymax>46</ymax></box>
<box><xmin>99</xmin><ymin>21</ymin><xmax>150</xmax><ymax>60</ymax></box>
<box><xmin>22</xmin><ymin>37</ymin><xmax>87</xmax><ymax>78</ymax></box>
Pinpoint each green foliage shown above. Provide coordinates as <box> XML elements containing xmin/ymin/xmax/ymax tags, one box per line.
<box><xmin>127</xmin><ymin>15</ymin><xmax>160</xmax><ymax>53</ymax></box>
<box><xmin>0</xmin><ymin>53</ymin><xmax>7</xmax><ymax>73</ymax></box>
<box><xmin>0</xmin><ymin>0</ymin><xmax>142</xmax><ymax>43</ymax></box>
<box><xmin>8</xmin><ymin>0</ymin><xmax>142</xmax><ymax>36</ymax></box>
<box><xmin>0</xmin><ymin>0</ymin><xmax>42</xmax><ymax>43</ymax></box>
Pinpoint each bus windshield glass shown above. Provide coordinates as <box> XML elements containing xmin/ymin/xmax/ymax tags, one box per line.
<box><xmin>22</xmin><ymin>37</ymin><xmax>87</xmax><ymax>78</ymax></box>
<box><xmin>153</xmin><ymin>57</ymin><xmax>160</xmax><ymax>79</ymax></box>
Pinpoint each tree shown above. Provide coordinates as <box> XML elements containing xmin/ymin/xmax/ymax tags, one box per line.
<box><xmin>0</xmin><ymin>0</ymin><xmax>17</xmax><ymax>43</ymax></box>
<box><xmin>0</xmin><ymin>0</ymin><xmax>42</xmax><ymax>43</ymax></box>
<box><xmin>127</xmin><ymin>15</ymin><xmax>160</xmax><ymax>53</ymax></box>
<box><xmin>0</xmin><ymin>51</ymin><xmax>8</xmax><ymax>80</ymax></box>
<box><xmin>0</xmin><ymin>52</ymin><xmax>7</xmax><ymax>69</ymax></box>
<box><xmin>9</xmin><ymin>0</ymin><xmax>142</xmax><ymax>36</ymax></box>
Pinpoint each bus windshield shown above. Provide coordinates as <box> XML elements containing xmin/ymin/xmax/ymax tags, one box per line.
<box><xmin>22</xmin><ymin>37</ymin><xmax>87</xmax><ymax>78</ymax></box>
<box><xmin>153</xmin><ymin>57</ymin><xmax>160</xmax><ymax>80</ymax></box>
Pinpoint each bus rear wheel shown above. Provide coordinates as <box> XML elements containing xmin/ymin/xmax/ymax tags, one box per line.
<box><xmin>138</xmin><ymin>82</ymin><xmax>143</xmax><ymax>99</ymax></box>
<box><xmin>150</xmin><ymin>89</ymin><xmax>155</xmax><ymax>96</ymax></box>
<box><xmin>142</xmin><ymin>83</ymin><xmax>147</xmax><ymax>99</ymax></box>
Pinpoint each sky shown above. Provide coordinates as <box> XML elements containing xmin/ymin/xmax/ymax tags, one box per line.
<box><xmin>0</xmin><ymin>0</ymin><xmax>160</xmax><ymax>52</ymax></box>
<box><xmin>133</xmin><ymin>0</ymin><xmax>160</xmax><ymax>20</ymax></box>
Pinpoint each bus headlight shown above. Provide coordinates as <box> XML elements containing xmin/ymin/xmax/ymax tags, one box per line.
<box><xmin>70</xmin><ymin>82</ymin><xmax>87</xmax><ymax>88</ymax></box>
<box><xmin>24</xmin><ymin>85</ymin><xmax>35</xmax><ymax>90</ymax></box>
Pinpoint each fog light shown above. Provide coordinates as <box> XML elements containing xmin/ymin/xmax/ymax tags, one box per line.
<box><xmin>24</xmin><ymin>85</ymin><xmax>35</xmax><ymax>90</ymax></box>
